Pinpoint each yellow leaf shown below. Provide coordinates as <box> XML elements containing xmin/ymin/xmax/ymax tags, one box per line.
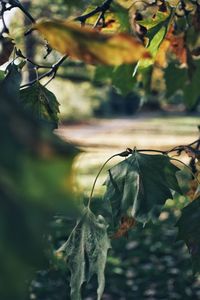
<box><xmin>116</xmin><ymin>0</ymin><xmax>135</xmax><ymax>9</ymax></box>
<box><xmin>155</xmin><ymin>39</ymin><xmax>170</xmax><ymax>67</ymax></box>
<box><xmin>35</xmin><ymin>20</ymin><xmax>150</xmax><ymax>66</ymax></box>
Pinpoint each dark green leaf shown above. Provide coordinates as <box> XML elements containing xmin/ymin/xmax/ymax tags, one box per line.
<box><xmin>176</xmin><ymin>197</ymin><xmax>200</xmax><ymax>273</ymax></box>
<box><xmin>20</xmin><ymin>83</ymin><xmax>60</xmax><ymax>128</ymax></box>
<box><xmin>165</xmin><ymin>61</ymin><xmax>200</xmax><ymax>108</ymax></box>
<box><xmin>93</xmin><ymin>65</ymin><xmax>114</xmax><ymax>83</ymax></box>
<box><xmin>183</xmin><ymin>62</ymin><xmax>200</xmax><ymax>108</ymax></box>
<box><xmin>164</xmin><ymin>62</ymin><xmax>187</xmax><ymax>98</ymax></box>
<box><xmin>58</xmin><ymin>208</ymin><xmax>111</xmax><ymax>300</ymax></box>
<box><xmin>94</xmin><ymin>64</ymin><xmax>136</xmax><ymax>95</ymax></box>
<box><xmin>112</xmin><ymin>64</ymin><xmax>137</xmax><ymax>95</ymax></box>
<box><xmin>103</xmin><ymin>151</ymin><xmax>181</xmax><ymax>226</ymax></box>
<box><xmin>0</xmin><ymin>70</ymin><xmax>5</xmax><ymax>80</ymax></box>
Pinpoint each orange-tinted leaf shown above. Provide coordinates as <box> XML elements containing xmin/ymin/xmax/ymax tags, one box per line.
<box><xmin>187</xmin><ymin>179</ymin><xmax>200</xmax><ymax>201</ymax></box>
<box><xmin>0</xmin><ymin>37</ymin><xmax>14</xmax><ymax>66</ymax></box>
<box><xmin>155</xmin><ymin>38</ymin><xmax>170</xmax><ymax>67</ymax></box>
<box><xmin>112</xmin><ymin>216</ymin><xmax>136</xmax><ymax>239</ymax></box>
<box><xmin>166</xmin><ymin>28</ymin><xmax>187</xmax><ymax>64</ymax></box>
<box><xmin>35</xmin><ymin>20</ymin><xmax>150</xmax><ymax>65</ymax></box>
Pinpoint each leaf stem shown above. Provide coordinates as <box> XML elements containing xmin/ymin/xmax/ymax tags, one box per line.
<box><xmin>88</xmin><ymin>152</ymin><xmax>125</xmax><ymax>208</ymax></box>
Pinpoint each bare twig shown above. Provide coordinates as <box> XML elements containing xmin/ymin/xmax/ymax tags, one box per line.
<box><xmin>20</xmin><ymin>55</ymin><xmax>68</xmax><ymax>88</ymax></box>
<box><xmin>75</xmin><ymin>0</ymin><xmax>113</xmax><ymax>24</ymax></box>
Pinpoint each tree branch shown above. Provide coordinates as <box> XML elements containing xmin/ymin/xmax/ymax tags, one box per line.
<box><xmin>20</xmin><ymin>55</ymin><xmax>68</xmax><ymax>88</ymax></box>
<box><xmin>75</xmin><ymin>0</ymin><xmax>113</xmax><ymax>24</ymax></box>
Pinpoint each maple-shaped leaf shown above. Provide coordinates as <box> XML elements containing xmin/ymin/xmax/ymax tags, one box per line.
<box><xmin>176</xmin><ymin>196</ymin><xmax>200</xmax><ymax>273</ymax></box>
<box><xmin>57</xmin><ymin>209</ymin><xmax>111</xmax><ymax>300</ymax></box>
<box><xmin>103</xmin><ymin>151</ymin><xmax>181</xmax><ymax>226</ymax></box>
<box><xmin>35</xmin><ymin>20</ymin><xmax>150</xmax><ymax>66</ymax></box>
<box><xmin>20</xmin><ymin>82</ymin><xmax>60</xmax><ymax>128</ymax></box>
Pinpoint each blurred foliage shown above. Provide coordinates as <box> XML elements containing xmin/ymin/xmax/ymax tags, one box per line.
<box><xmin>0</xmin><ymin>63</ymin><xmax>79</xmax><ymax>300</ymax></box>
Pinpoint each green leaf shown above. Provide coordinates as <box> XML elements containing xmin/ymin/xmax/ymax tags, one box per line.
<box><xmin>58</xmin><ymin>209</ymin><xmax>111</xmax><ymax>300</ymax></box>
<box><xmin>134</xmin><ymin>10</ymin><xmax>174</xmax><ymax>74</ymax></box>
<box><xmin>165</xmin><ymin>61</ymin><xmax>200</xmax><ymax>108</ymax></box>
<box><xmin>111</xmin><ymin>64</ymin><xmax>137</xmax><ymax>95</ymax></box>
<box><xmin>164</xmin><ymin>62</ymin><xmax>187</xmax><ymax>98</ymax></box>
<box><xmin>93</xmin><ymin>65</ymin><xmax>114</xmax><ymax>83</ymax></box>
<box><xmin>1</xmin><ymin>63</ymin><xmax>22</xmax><ymax>99</ymax></box>
<box><xmin>20</xmin><ymin>83</ymin><xmax>60</xmax><ymax>128</ymax></box>
<box><xmin>176</xmin><ymin>197</ymin><xmax>200</xmax><ymax>273</ymax></box>
<box><xmin>138</xmin><ymin>22</ymin><xmax>168</xmax><ymax>71</ymax></box>
<box><xmin>0</xmin><ymin>70</ymin><xmax>5</xmax><ymax>80</ymax></box>
<box><xmin>137</xmin><ymin>10</ymin><xmax>170</xmax><ymax>30</ymax></box>
<box><xmin>183</xmin><ymin>62</ymin><xmax>200</xmax><ymax>109</ymax></box>
<box><xmin>103</xmin><ymin>151</ymin><xmax>181</xmax><ymax>226</ymax></box>
<box><xmin>94</xmin><ymin>64</ymin><xmax>136</xmax><ymax>95</ymax></box>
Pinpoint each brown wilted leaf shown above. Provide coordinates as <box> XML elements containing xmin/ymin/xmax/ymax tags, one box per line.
<box><xmin>35</xmin><ymin>20</ymin><xmax>150</xmax><ymax>65</ymax></box>
<box><xmin>112</xmin><ymin>216</ymin><xmax>136</xmax><ymax>239</ymax></box>
<box><xmin>187</xmin><ymin>159</ymin><xmax>200</xmax><ymax>201</ymax></box>
<box><xmin>166</xmin><ymin>28</ymin><xmax>187</xmax><ymax>65</ymax></box>
<box><xmin>187</xmin><ymin>179</ymin><xmax>199</xmax><ymax>201</ymax></box>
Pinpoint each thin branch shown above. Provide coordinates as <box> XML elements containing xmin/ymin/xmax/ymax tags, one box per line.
<box><xmin>20</xmin><ymin>55</ymin><xmax>68</xmax><ymax>88</ymax></box>
<box><xmin>16</xmin><ymin>49</ymin><xmax>51</xmax><ymax>69</ymax></box>
<box><xmin>8</xmin><ymin>0</ymin><xmax>35</xmax><ymax>23</ymax></box>
<box><xmin>136</xmin><ymin>149</ymin><xmax>167</xmax><ymax>154</ymax></box>
<box><xmin>75</xmin><ymin>0</ymin><xmax>113</xmax><ymax>24</ymax></box>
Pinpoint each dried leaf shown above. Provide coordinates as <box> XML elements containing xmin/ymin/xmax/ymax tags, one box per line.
<box><xmin>112</xmin><ymin>216</ymin><xmax>136</xmax><ymax>239</ymax></box>
<box><xmin>35</xmin><ymin>20</ymin><xmax>150</xmax><ymax>65</ymax></box>
<box><xmin>58</xmin><ymin>209</ymin><xmax>111</xmax><ymax>300</ymax></box>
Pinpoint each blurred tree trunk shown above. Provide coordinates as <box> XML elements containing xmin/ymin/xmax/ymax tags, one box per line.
<box><xmin>22</xmin><ymin>0</ymin><xmax>36</xmax><ymax>82</ymax></box>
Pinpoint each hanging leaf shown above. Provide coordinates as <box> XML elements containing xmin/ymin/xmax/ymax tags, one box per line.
<box><xmin>137</xmin><ymin>10</ymin><xmax>170</xmax><ymax>30</ymax></box>
<box><xmin>164</xmin><ymin>62</ymin><xmax>187</xmax><ymax>98</ymax></box>
<box><xmin>103</xmin><ymin>151</ymin><xmax>181</xmax><ymax>226</ymax></box>
<box><xmin>57</xmin><ymin>209</ymin><xmax>111</xmax><ymax>300</ymax></box>
<box><xmin>133</xmin><ymin>8</ymin><xmax>174</xmax><ymax>75</ymax></box>
<box><xmin>35</xmin><ymin>20</ymin><xmax>150</xmax><ymax>66</ymax></box>
<box><xmin>20</xmin><ymin>82</ymin><xmax>60</xmax><ymax>128</ymax></box>
<box><xmin>165</xmin><ymin>61</ymin><xmax>200</xmax><ymax>108</ymax></box>
<box><xmin>176</xmin><ymin>196</ymin><xmax>200</xmax><ymax>273</ymax></box>
<box><xmin>183</xmin><ymin>61</ymin><xmax>200</xmax><ymax>109</ymax></box>
<box><xmin>94</xmin><ymin>64</ymin><xmax>137</xmax><ymax>95</ymax></box>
